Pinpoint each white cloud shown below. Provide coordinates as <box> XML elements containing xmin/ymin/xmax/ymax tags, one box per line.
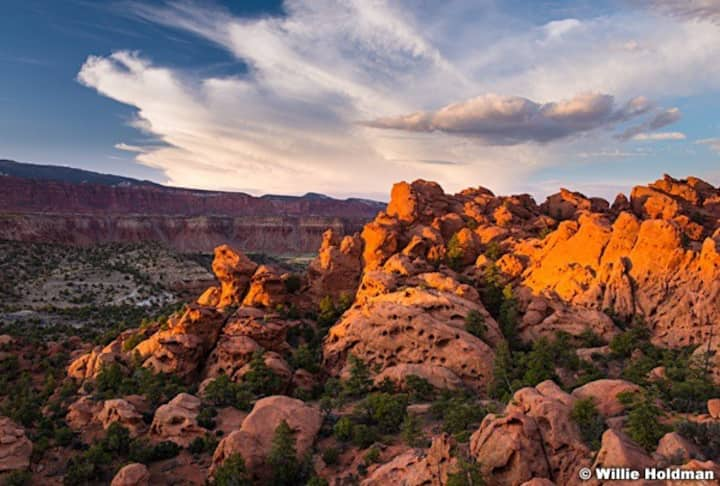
<box><xmin>697</xmin><ymin>138</ymin><xmax>720</xmax><ymax>152</ymax></box>
<box><xmin>114</xmin><ymin>143</ymin><xmax>146</xmax><ymax>153</ymax></box>
<box><xmin>362</xmin><ymin>92</ymin><xmax>651</xmax><ymax>144</ymax></box>
<box><xmin>632</xmin><ymin>131</ymin><xmax>686</xmax><ymax>141</ymax></box>
<box><xmin>76</xmin><ymin>1</ymin><xmax>720</xmax><ymax>196</ymax></box>
<box><xmin>617</xmin><ymin>107</ymin><xmax>682</xmax><ymax>140</ymax></box>
<box><xmin>641</xmin><ymin>0</ymin><xmax>720</xmax><ymax>23</ymax></box>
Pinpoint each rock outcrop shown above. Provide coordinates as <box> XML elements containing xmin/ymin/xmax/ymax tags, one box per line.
<box><xmin>135</xmin><ymin>305</ymin><xmax>226</xmax><ymax>380</ymax></box>
<box><xmin>307</xmin><ymin>229</ymin><xmax>363</xmax><ymax>300</ymax></box>
<box><xmin>111</xmin><ymin>463</ymin><xmax>151</xmax><ymax>486</ymax></box>
<box><xmin>470</xmin><ymin>381</ymin><xmax>591</xmax><ymax>486</ymax></box>
<box><xmin>98</xmin><ymin>399</ymin><xmax>147</xmax><ymax>437</ymax></box>
<box><xmin>571</xmin><ymin>379</ymin><xmax>641</xmax><ymax>417</ymax></box>
<box><xmin>211</xmin><ymin>396</ymin><xmax>322</xmax><ymax>480</ymax></box>
<box><xmin>362</xmin><ymin>434</ymin><xmax>457</xmax><ymax>485</ymax></box>
<box><xmin>150</xmin><ymin>393</ymin><xmax>206</xmax><ymax>447</ymax></box>
<box><xmin>0</xmin><ymin>417</ymin><xmax>32</xmax><ymax>472</ymax></box>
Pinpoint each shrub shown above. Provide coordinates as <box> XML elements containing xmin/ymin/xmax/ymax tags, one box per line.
<box><xmin>405</xmin><ymin>375</ymin><xmax>436</xmax><ymax>402</ymax></box>
<box><xmin>268</xmin><ymin>420</ymin><xmax>301</xmax><ymax>486</ymax></box>
<box><xmin>351</xmin><ymin>424</ymin><xmax>378</xmax><ymax>448</ymax></box>
<box><xmin>609</xmin><ymin>325</ymin><xmax>651</xmax><ymax>358</ymax></box>
<box><xmin>364</xmin><ymin>446</ymin><xmax>381</xmax><ymax>465</ymax></box>
<box><xmin>122</xmin><ymin>332</ymin><xmax>144</xmax><ymax>352</ymax></box>
<box><xmin>291</xmin><ymin>344</ymin><xmax>320</xmax><ymax>373</ymax></box>
<box><xmin>342</xmin><ymin>355</ymin><xmax>371</xmax><ymax>398</ymax></box>
<box><xmin>675</xmin><ymin>420</ymin><xmax>720</xmax><ymax>459</ymax></box>
<box><xmin>333</xmin><ymin>416</ymin><xmax>353</xmax><ymax>442</ymax></box>
<box><xmin>480</xmin><ymin>264</ymin><xmax>503</xmax><ymax>317</ymax></box>
<box><xmin>521</xmin><ymin>337</ymin><xmax>559</xmax><ymax>385</ymax></box>
<box><xmin>431</xmin><ymin>392</ymin><xmax>485</xmax><ymax>440</ymax></box>
<box><xmin>446</xmin><ymin>458</ymin><xmax>485</xmax><ymax>486</ymax></box>
<box><xmin>623</xmin><ymin>393</ymin><xmax>669</xmax><ymax>451</ymax></box>
<box><xmin>464</xmin><ymin>310</ymin><xmax>487</xmax><ymax>340</ymax></box>
<box><xmin>151</xmin><ymin>441</ymin><xmax>182</xmax><ymax>460</ymax></box>
<box><xmin>3</xmin><ymin>470</ymin><xmax>32</xmax><ymax>486</ymax></box>
<box><xmin>359</xmin><ymin>393</ymin><xmax>408</xmax><ymax>433</ymax></box>
<box><xmin>322</xmin><ymin>447</ymin><xmax>340</xmax><ymax>466</ymax></box>
<box><xmin>197</xmin><ymin>406</ymin><xmax>218</xmax><ymax>429</ymax></box>
<box><xmin>210</xmin><ymin>453</ymin><xmax>251</xmax><ymax>486</ymax></box>
<box><xmin>188</xmin><ymin>434</ymin><xmax>218</xmax><ymax>455</ymax></box>
<box><xmin>104</xmin><ymin>422</ymin><xmax>131</xmax><ymax>454</ymax></box>
<box><xmin>283</xmin><ymin>274</ymin><xmax>302</xmax><ymax>294</ymax></box>
<box><xmin>446</xmin><ymin>233</ymin><xmax>465</xmax><ymax>270</ymax></box>
<box><xmin>571</xmin><ymin>397</ymin><xmax>605</xmax><ymax>450</ymax></box>
<box><xmin>203</xmin><ymin>374</ymin><xmax>253</xmax><ymax>411</ymax></box>
<box><xmin>498</xmin><ymin>285</ymin><xmax>519</xmax><ymax>346</ymax></box>
<box><xmin>306</xmin><ymin>478</ymin><xmax>329</xmax><ymax>486</ymax></box>
<box><xmin>244</xmin><ymin>351</ymin><xmax>284</xmax><ymax>397</ymax></box>
<box><xmin>401</xmin><ymin>413</ymin><xmax>424</xmax><ymax>447</ymax></box>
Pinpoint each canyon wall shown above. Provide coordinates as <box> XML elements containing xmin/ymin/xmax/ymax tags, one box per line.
<box><xmin>0</xmin><ymin>175</ymin><xmax>383</xmax><ymax>254</ymax></box>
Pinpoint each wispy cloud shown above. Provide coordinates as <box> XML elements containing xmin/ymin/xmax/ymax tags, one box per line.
<box><xmin>697</xmin><ymin>137</ymin><xmax>720</xmax><ymax>153</ymax></box>
<box><xmin>632</xmin><ymin>131</ymin><xmax>686</xmax><ymax>141</ymax></box>
<box><xmin>75</xmin><ymin>0</ymin><xmax>720</xmax><ymax>196</ymax></box>
<box><xmin>114</xmin><ymin>143</ymin><xmax>146</xmax><ymax>153</ymax></box>
<box><xmin>362</xmin><ymin>93</ymin><xmax>651</xmax><ymax>145</ymax></box>
<box><xmin>616</xmin><ymin>107</ymin><xmax>682</xmax><ymax>140</ymax></box>
<box><xmin>640</xmin><ymin>0</ymin><xmax>720</xmax><ymax>24</ymax></box>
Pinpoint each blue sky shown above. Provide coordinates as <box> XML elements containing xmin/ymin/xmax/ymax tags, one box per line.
<box><xmin>1</xmin><ymin>0</ymin><xmax>719</xmax><ymax>199</ymax></box>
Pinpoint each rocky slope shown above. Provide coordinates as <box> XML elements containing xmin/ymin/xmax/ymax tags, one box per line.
<box><xmin>0</xmin><ymin>161</ymin><xmax>383</xmax><ymax>253</ymax></box>
<box><xmin>2</xmin><ymin>174</ymin><xmax>720</xmax><ymax>485</ymax></box>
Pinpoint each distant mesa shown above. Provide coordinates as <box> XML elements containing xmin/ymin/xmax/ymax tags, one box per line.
<box><xmin>0</xmin><ymin>159</ymin><xmax>384</xmax><ymax>254</ymax></box>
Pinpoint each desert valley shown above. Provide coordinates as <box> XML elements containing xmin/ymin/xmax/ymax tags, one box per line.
<box><xmin>1</xmin><ymin>165</ymin><xmax>720</xmax><ymax>485</ymax></box>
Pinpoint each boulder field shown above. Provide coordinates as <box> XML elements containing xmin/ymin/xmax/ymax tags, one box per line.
<box><xmin>6</xmin><ymin>174</ymin><xmax>720</xmax><ymax>484</ymax></box>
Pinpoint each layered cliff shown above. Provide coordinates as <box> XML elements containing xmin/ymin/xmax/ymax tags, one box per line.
<box><xmin>0</xmin><ymin>167</ymin><xmax>383</xmax><ymax>253</ymax></box>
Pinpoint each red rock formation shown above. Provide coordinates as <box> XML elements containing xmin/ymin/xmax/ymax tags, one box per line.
<box><xmin>307</xmin><ymin>229</ymin><xmax>363</xmax><ymax>300</ymax></box>
<box><xmin>135</xmin><ymin>305</ymin><xmax>226</xmax><ymax>379</ymax></box>
<box><xmin>362</xmin><ymin>434</ymin><xmax>457</xmax><ymax>485</ymax></box>
<box><xmin>98</xmin><ymin>399</ymin><xmax>147</xmax><ymax>437</ymax></box>
<box><xmin>571</xmin><ymin>379</ymin><xmax>641</xmax><ymax>417</ymax></box>
<box><xmin>470</xmin><ymin>381</ymin><xmax>592</xmax><ymax>486</ymax></box>
<box><xmin>0</xmin><ymin>417</ymin><xmax>32</xmax><ymax>472</ymax></box>
<box><xmin>150</xmin><ymin>393</ymin><xmax>206</xmax><ymax>447</ymax></box>
<box><xmin>211</xmin><ymin>396</ymin><xmax>322</xmax><ymax>481</ymax></box>
<box><xmin>111</xmin><ymin>463</ymin><xmax>151</xmax><ymax>486</ymax></box>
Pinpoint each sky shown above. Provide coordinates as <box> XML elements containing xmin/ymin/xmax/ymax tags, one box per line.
<box><xmin>1</xmin><ymin>0</ymin><xmax>720</xmax><ymax>200</ymax></box>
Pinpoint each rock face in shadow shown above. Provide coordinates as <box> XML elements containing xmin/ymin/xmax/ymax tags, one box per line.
<box><xmin>210</xmin><ymin>396</ymin><xmax>322</xmax><ymax>481</ymax></box>
<box><xmin>0</xmin><ymin>170</ymin><xmax>383</xmax><ymax>254</ymax></box>
<box><xmin>470</xmin><ymin>381</ymin><xmax>592</xmax><ymax>486</ymax></box>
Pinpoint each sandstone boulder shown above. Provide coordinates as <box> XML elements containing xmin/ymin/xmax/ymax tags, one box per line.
<box><xmin>470</xmin><ymin>381</ymin><xmax>591</xmax><ymax>486</ymax></box>
<box><xmin>707</xmin><ymin>398</ymin><xmax>720</xmax><ymax>419</ymax></box>
<box><xmin>656</xmin><ymin>432</ymin><xmax>703</xmax><ymax>463</ymax></box>
<box><xmin>361</xmin><ymin>434</ymin><xmax>457</xmax><ymax>485</ymax></box>
<box><xmin>98</xmin><ymin>399</ymin><xmax>146</xmax><ymax>437</ymax></box>
<box><xmin>571</xmin><ymin>379</ymin><xmax>641</xmax><ymax>417</ymax></box>
<box><xmin>592</xmin><ymin>429</ymin><xmax>654</xmax><ymax>474</ymax></box>
<box><xmin>373</xmin><ymin>364</ymin><xmax>462</xmax><ymax>391</ymax></box>
<box><xmin>150</xmin><ymin>393</ymin><xmax>205</xmax><ymax>447</ymax></box>
<box><xmin>211</xmin><ymin>396</ymin><xmax>322</xmax><ymax>480</ymax></box>
<box><xmin>0</xmin><ymin>417</ymin><xmax>31</xmax><ymax>472</ymax></box>
<box><xmin>111</xmin><ymin>463</ymin><xmax>150</xmax><ymax>486</ymax></box>
<box><xmin>324</xmin><ymin>285</ymin><xmax>503</xmax><ymax>391</ymax></box>
<box><xmin>66</xmin><ymin>396</ymin><xmax>101</xmax><ymax>431</ymax></box>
